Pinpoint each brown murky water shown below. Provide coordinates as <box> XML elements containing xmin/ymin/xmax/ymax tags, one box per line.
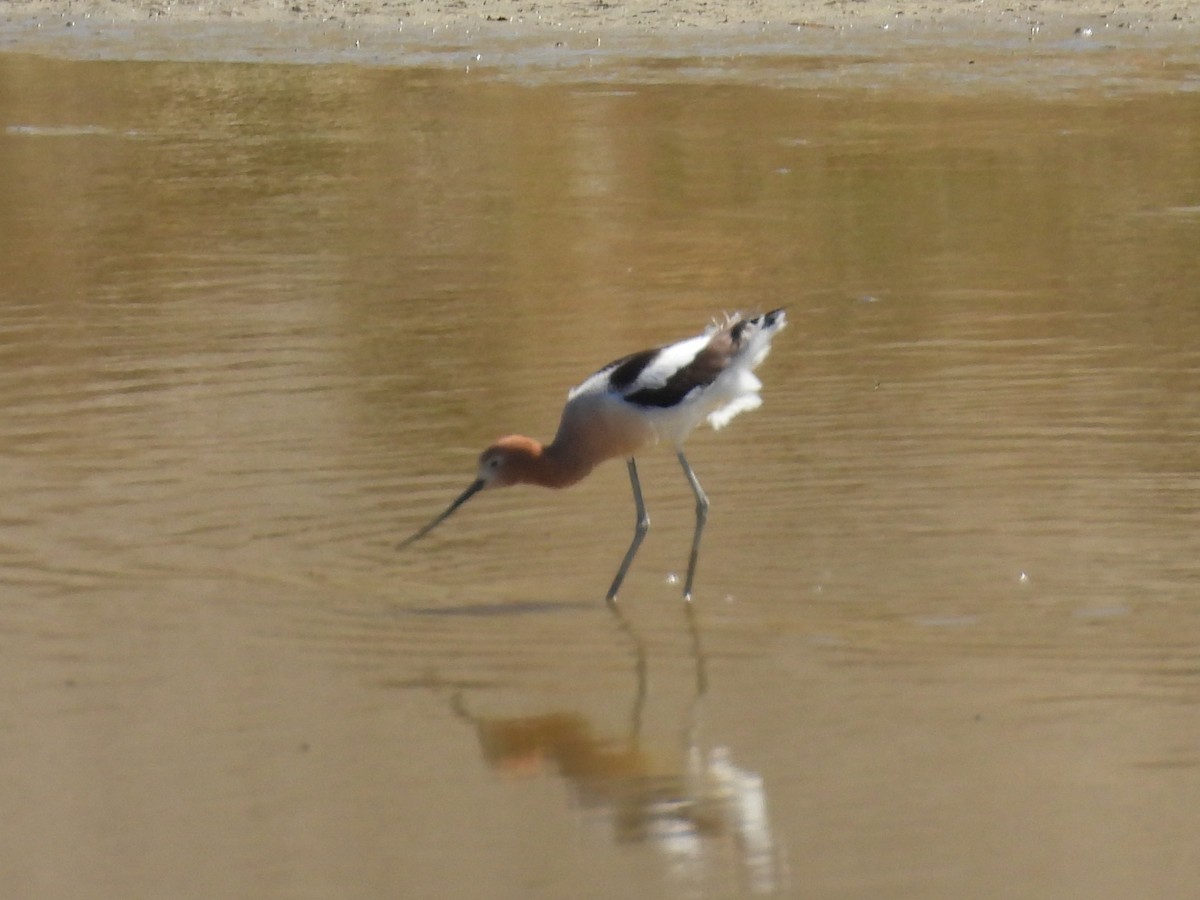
<box><xmin>1</xmin><ymin>38</ymin><xmax>1198</xmax><ymax>899</ymax></box>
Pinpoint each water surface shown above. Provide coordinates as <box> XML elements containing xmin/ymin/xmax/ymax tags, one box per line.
<box><xmin>0</xmin><ymin>44</ymin><xmax>1198</xmax><ymax>899</ymax></box>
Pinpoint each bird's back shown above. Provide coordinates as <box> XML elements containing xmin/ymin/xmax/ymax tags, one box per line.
<box><xmin>562</xmin><ymin>309</ymin><xmax>786</xmax><ymax>450</ymax></box>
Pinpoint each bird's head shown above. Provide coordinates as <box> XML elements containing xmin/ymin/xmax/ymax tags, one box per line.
<box><xmin>477</xmin><ymin>434</ymin><xmax>543</xmax><ymax>489</ymax></box>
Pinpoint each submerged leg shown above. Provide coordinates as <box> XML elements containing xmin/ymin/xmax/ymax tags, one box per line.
<box><xmin>606</xmin><ymin>458</ymin><xmax>649</xmax><ymax>605</ymax></box>
<box><xmin>677</xmin><ymin>450</ymin><xmax>709</xmax><ymax>601</ymax></box>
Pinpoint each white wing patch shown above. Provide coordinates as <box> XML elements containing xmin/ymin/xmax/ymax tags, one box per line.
<box><xmin>617</xmin><ymin>334</ymin><xmax>711</xmax><ymax>397</ymax></box>
<box><xmin>708</xmin><ymin>394</ymin><xmax>762</xmax><ymax>430</ymax></box>
<box><xmin>706</xmin><ymin>369</ymin><xmax>763</xmax><ymax>429</ymax></box>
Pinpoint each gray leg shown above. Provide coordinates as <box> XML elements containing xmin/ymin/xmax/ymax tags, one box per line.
<box><xmin>606</xmin><ymin>458</ymin><xmax>649</xmax><ymax>605</ymax></box>
<box><xmin>677</xmin><ymin>450</ymin><xmax>709</xmax><ymax>601</ymax></box>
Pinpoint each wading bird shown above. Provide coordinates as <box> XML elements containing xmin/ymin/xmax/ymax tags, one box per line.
<box><xmin>400</xmin><ymin>309</ymin><xmax>786</xmax><ymax>603</ymax></box>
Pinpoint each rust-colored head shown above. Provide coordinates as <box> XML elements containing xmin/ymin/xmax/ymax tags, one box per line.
<box><xmin>478</xmin><ymin>434</ymin><xmax>544</xmax><ymax>489</ymax></box>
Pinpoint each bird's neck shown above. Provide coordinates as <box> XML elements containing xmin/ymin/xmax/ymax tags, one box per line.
<box><xmin>517</xmin><ymin>439</ymin><xmax>594</xmax><ymax>489</ymax></box>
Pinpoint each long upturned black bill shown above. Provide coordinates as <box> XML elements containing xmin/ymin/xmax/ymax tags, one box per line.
<box><xmin>397</xmin><ymin>478</ymin><xmax>485</xmax><ymax>550</ymax></box>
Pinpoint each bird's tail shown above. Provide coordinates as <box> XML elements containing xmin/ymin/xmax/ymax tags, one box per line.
<box><xmin>730</xmin><ymin>307</ymin><xmax>787</xmax><ymax>368</ymax></box>
<box><xmin>705</xmin><ymin>308</ymin><xmax>786</xmax><ymax>431</ymax></box>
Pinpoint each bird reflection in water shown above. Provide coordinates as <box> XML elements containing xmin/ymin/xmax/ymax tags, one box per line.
<box><xmin>451</xmin><ymin>604</ymin><xmax>782</xmax><ymax>895</ymax></box>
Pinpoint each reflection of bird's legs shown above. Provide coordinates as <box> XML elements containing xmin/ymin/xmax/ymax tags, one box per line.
<box><xmin>606</xmin><ymin>599</ymin><xmax>648</xmax><ymax>745</ymax></box>
<box><xmin>449</xmin><ymin>690</ymin><xmax>477</xmax><ymax>726</ymax></box>
<box><xmin>682</xmin><ymin>601</ymin><xmax>709</xmax><ymax>768</ymax></box>
<box><xmin>683</xmin><ymin>600</ymin><xmax>709</xmax><ymax>698</ymax></box>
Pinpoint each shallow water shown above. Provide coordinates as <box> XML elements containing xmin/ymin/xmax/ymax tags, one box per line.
<box><xmin>1</xmin><ymin>43</ymin><xmax>1198</xmax><ymax>899</ymax></box>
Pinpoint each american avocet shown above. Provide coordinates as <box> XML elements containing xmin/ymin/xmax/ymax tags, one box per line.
<box><xmin>400</xmin><ymin>308</ymin><xmax>787</xmax><ymax>603</ymax></box>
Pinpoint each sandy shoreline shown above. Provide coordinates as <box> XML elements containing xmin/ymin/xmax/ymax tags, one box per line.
<box><xmin>1</xmin><ymin>0</ymin><xmax>1197</xmax><ymax>93</ymax></box>
<box><xmin>3</xmin><ymin>0</ymin><xmax>1197</xmax><ymax>35</ymax></box>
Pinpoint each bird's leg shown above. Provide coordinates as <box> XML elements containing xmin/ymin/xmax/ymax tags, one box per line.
<box><xmin>677</xmin><ymin>451</ymin><xmax>709</xmax><ymax>601</ymax></box>
<box><xmin>606</xmin><ymin>458</ymin><xmax>649</xmax><ymax>605</ymax></box>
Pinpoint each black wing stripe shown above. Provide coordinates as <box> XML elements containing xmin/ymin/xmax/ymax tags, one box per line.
<box><xmin>625</xmin><ymin>339</ymin><xmax>730</xmax><ymax>409</ymax></box>
<box><xmin>606</xmin><ymin>348</ymin><xmax>660</xmax><ymax>391</ymax></box>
